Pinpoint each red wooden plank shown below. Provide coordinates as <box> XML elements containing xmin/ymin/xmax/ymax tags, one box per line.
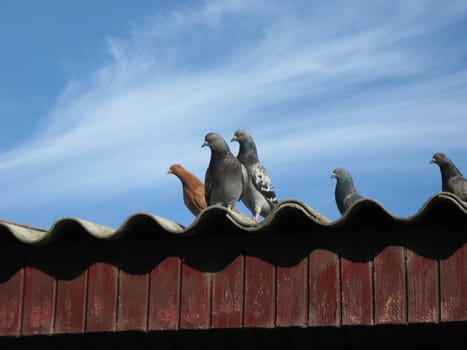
<box><xmin>440</xmin><ymin>229</ymin><xmax>466</xmax><ymax>322</ymax></box>
<box><xmin>117</xmin><ymin>241</ymin><xmax>149</xmax><ymax>331</ymax></box>
<box><xmin>373</xmin><ymin>231</ymin><xmax>406</xmax><ymax>324</ymax></box>
<box><xmin>211</xmin><ymin>237</ymin><xmax>244</xmax><ymax>328</ymax></box>
<box><xmin>309</xmin><ymin>232</ymin><xmax>340</xmax><ymax>326</ymax></box>
<box><xmin>148</xmin><ymin>240</ymin><xmax>181</xmax><ymax>331</ymax></box>
<box><xmin>180</xmin><ymin>239</ymin><xmax>211</xmax><ymax>329</ymax></box>
<box><xmin>212</xmin><ymin>257</ymin><xmax>244</xmax><ymax>328</ymax></box>
<box><xmin>340</xmin><ymin>230</ymin><xmax>373</xmax><ymax>325</ymax></box>
<box><xmin>244</xmin><ymin>237</ymin><xmax>275</xmax><ymax>328</ymax></box>
<box><xmin>55</xmin><ymin>244</ymin><xmax>88</xmax><ymax>334</ymax></box>
<box><xmin>22</xmin><ymin>246</ymin><xmax>57</xmax><ymax>335</ymax></box>
<box><xmin>55</xmin><ymin>276</ymin><xmax>87</xmax><ymax>334</ymax></box>
<box><xmin>86</xmin><ymin>243</ymin><xmax>118</xmax><ymax>332</ymax></box>
<box><xmin>118</xmin><ymin>274</ymin><xmax>149</xmax><ymax>331</ymax></box>
<box><xmin>0</xmin><ymin>245</ymin><xmax>24</xmax><ymax>336</ymax></box>
<box><xmin>276</xmin><ymin>259</ymin><xmax>308</xmax><ymax>326</ymax></box>
<box><xmin>407</xmin><ymin>229</ymin><xmax>439</xmax><ymax>323</ymax></box>
<box><xmin>276</xmin><ymin>232</ymin><xmax>308</xmax><ymax>327</ymax></box>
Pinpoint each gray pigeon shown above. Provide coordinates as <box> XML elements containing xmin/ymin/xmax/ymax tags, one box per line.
<box><xmin>430</xmin><ymin>152</ymin><xmax>467</xmax><ymax>200</ymax></box>
<box><xmin>231</xmin><ymin>129</ymin><xmax>278</xmax><ymax>222</ymax></box>
<box><xmin>202</xmin><ymin>132</ymin><xmax>248</xmax><ymax>209</ymax></box>
<box><xmin>331</xmin><ymin>167</ymin><xmax>363</xmax><ymax>215</ymax></box>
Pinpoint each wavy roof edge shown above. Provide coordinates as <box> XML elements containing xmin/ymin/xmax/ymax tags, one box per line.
<box><xmin>1</xmin><ymin>192</ymin><xmax>466</xmax><ymax>244</ymax></box>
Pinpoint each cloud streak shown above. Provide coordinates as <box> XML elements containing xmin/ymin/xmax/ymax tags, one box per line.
<box><xmin>1</xmin><ymin>0</ymin><xmax>467</xmax><ymax>227</ymax></box>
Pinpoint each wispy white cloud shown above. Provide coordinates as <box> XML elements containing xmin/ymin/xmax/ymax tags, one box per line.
<box><xmin>1</xmin><ymin>0</ymin><xmax>467</xmax><ymax>226</ymax></box>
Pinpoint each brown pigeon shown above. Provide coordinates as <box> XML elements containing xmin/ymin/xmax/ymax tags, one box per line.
<box><xmin>430</xmin><ymin>152</ymin><xmax>467</xmax><ymax>201</ymax></box>
<box><xmin>167</xmin><ymin>164</ymin><xmax>207</xmax><ymax>216</ymax></box>
<box><xmin>167</xmin><ymin>163</ymin><xmax>249</xmax><ymax>219</ymax></box>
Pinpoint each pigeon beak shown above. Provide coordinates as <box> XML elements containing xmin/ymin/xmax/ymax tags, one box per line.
<box><xmin>201</xmin><ymin>141</ymin><xmax>208</xmax><ymax>148</ymax></box>
<box><xmin>230</xmin><ymin>136</ymin><xmax>237</xmax><ymax>142</ymax></box>
<box><xmin>429</xmin><ymin>158</ymin><xmax>435</xmax><ymax>164</ymax></box>
<box><xmin>166</xmin><ymin>169</ymin><xmax>172</xmax><ymax>174</ymax></box>
<box><xmin>330</xmin><ymin>173</ymin><xmax>336</xmax><ymax>179</ymax></box>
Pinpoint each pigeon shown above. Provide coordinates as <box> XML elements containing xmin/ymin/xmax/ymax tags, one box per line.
<box><xmin>231</xmin><ymin>129</ymin><xmax>278</xmax><ymax>222</ymax></box>
<box><xmin>430</xmin><ymin>152</ymin><xmax>467</xmax><ymax>200</ymax></box>
<box><xmin>202</xmin><ymin>132</ymin><xmax>248</xmax><ymax>209</ymax></box>
<box><xmin>331</xmin><ymin>167</ymin><xmax>363</xmax><ymax>215</ymax></box>
<box><xmin>167</xmin><ymin>164</ymin><xmax>207</xmax><ymax>216</ymax></box>
<box><xmin>167</xmin><ymin>163</ymin><xmax>249</xmax><ymax>219</ymax></box>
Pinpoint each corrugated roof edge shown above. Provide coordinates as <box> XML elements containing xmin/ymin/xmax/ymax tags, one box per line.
<box><xmin>1</xmin><ymin>192</ymin><xmax>466</xmax><ymax>244</ymax></box>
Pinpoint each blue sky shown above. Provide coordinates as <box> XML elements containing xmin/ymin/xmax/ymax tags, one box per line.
<box><xmin>1</xmin><ymin>0</ymin><xmax>467</xmax><ymax>229</ymax></box>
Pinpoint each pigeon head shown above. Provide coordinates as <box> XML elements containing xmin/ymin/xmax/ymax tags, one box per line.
<box><xmin>202</xmin><ymin>132</ymin><xmax>230</xmax><ymax>153</ymax></box>
<box><xmin>430</xmin><ymin>152</ymin><xmax>465</xmax><ymax>184</ymax></box>
<box><xmin>231</xmin><ymin>129</ymin><xmax>259</xmax><ymax>162</ymax></box>
<box><xmin>430</xmin><ymin>152</ymin><xmax>462</xmax><ymax>175</ymax></box>
<box><xmin>430</xmin><ymin>152</ymin><xmax>448</xmax><ymax>165</ymax></box>
<box><xmin>231</xmin><ymin>129</ymin><xmax>255</xmax><ymax>146</ymax></box>
<box><xmin>330</xmin><ymin>167</ymin><xmax>353</xmax><ymax>184</ymax></box>
<box><xmin>231</xmin><ymin>129</ymin><xmax>250</xmax><ymax>143</ymax></box>
<box><xmin>166</xmin><ymin>164</ymin><xmax>184</xmax><ymax>175</ymax></box>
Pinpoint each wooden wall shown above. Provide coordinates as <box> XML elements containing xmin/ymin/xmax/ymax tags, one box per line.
<box><xmin>0</xmin><ymin>219</ymin><xmax>465</xmax><ymax>337</ymax></box>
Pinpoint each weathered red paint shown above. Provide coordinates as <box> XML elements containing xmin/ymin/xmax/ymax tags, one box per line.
<box><xmin>308</xmin><ymin>233</ymin><xmax>340</xmax><ymax>326</ymax></box>
<box><xmin>148</xmin><ymin>240</ymin><xmax>181</xmax><ymax>331</ymax></box>
<box><xmin>407</xmin><ymin>229</ymin><xmax>439</xmax><ymax>323</ymax></box>
<box><xmin>244</xmin><ymin>237</ymin><xmax>275</xmax><ymax>328</ymax></box>
<box><xmin>117</xmin><ymin>241</ymin><xmax>149</xmax><ymax>331</ymax></box>
<box><xmin>440</xmin><ymin>229</ymin><xmax>466</xmax><ymax>321</ymax></box>
<box><xmin>0</xmin><ymin>246</ymin><xmax>24</xmax><ymax>336</ymax></box>
<box><xmin>374</xmin><ymin>231</ymin><xmax>406</xmax><ymax>324</ymax></box>
<box><xmin>55</xmin><ymin>244</ymin><xmax>87</xmax><ymax>334</ymax></box>
<box><xmin>211</xmin><ymin>239</ymin><xmax>244</xmax><ymax>328</ymax></box>
<box><xmin>276</xmin><ymin>233</ymin><xmax>308</xmax><ymax>326</ymax></box>
<box><xmin>341</xmin><ymin>230</ymin><xmax>374</xmax><ymax>325</ymax></box>
<box><xmin>0</xmin><ymin>219</ymin><xmax>465</xmax><ymax>336</ymax></box>
<box><xmin>22</xmin><ymin>246</ymin><xmax>56</xmax><ymax>335</ymax></box>
<box><xmin>86</xmin><ymin>244</ymin><xmax>118</xmax><ymax>332</ymax></box>
<box><xmin>180</xmin><ymin>239</ymin><xmax>211</xmax><ymax>329</ymax></box>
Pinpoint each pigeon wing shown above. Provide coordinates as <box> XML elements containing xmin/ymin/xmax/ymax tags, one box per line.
<box><xmin>462</xmin><ymin>180</ymin><xmax>467</xmax><ymax>200</ymax></box>
<box><xmin>343</xmin><ymin>192</ymin><xmax>362</xmax><ymax>211</ymax></box>
<box><xmin>204</xmin><ymin>170</ymin><xmax>213</xmax><ymax>205</ymax></box>
<box><xmin>240</xmin><ymin>163</ymin><xmax>249</xmax><ymax>198</ymax></box>
<box><xmin>251</xmin><ymin>163</ymin><xmax>278</xmax><ymax>204</ymax></box>
<box><xmin>193</xmin><ymin>184</ymin><xmax>207</xmax><ymax>213</ymax></box>
<box><xmin>450</xmin><ymin>176</ymin><xmax>467</xmax><ymax>201</ymax></box>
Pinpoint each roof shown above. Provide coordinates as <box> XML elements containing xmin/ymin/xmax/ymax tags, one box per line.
<box><xmin>0</xmin><ymin>192</ymin><xmax>465</xmax><ymax>348</ymax></box>
<box><xmin>1</xmin><ymin>191</ymin><xmax>466</xmax><ymax>244</ymax></box>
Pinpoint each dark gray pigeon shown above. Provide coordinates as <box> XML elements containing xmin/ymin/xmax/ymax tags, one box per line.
<box><xmin>231</xmin><ymin>129</ymin><xmax>278</xmax><ymax>222</ymax></box>
<box><xmin>331</xmin><ymin>167</ymin><xmax>363</xmax><ymax>215</ymax></box>
<box><xmin>430</xmin><ymin>152</ymin><xmax>467</xmax><ymax>200</ymax></box>
<box><xmin>202</xmin><ymin>132</ymin><xmax>248</xmax><ymax>209</ymax></box>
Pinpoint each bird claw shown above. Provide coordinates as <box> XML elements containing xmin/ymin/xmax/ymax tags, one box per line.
<box><xmin>252</xmin><ymin>214</ymin><xmax>260</xmax><ymax>223</ymax></box>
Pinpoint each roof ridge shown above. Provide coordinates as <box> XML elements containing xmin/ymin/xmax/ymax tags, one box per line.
<box><xmin>1</xmin><ymin>192</ymin><xmax>466</xmax><ymax>244</ymax></box>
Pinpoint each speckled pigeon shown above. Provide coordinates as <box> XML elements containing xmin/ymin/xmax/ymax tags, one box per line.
<box><xmin>430</xmin><ymin>152</ymin><xmax>467</xmax><ymax>201</ymax></box>
<box><xmin>231</xmin><ymin>129</ymin><xmax>278</xmax><ymax>222</ymax></box>
<box><xmin>331</xmin><ymin>167</ymin><xmax>363</xmax><ymax>215</ymax></box>
<box><xmin>202</xmin><ymin>132</ymin><xmax>248</xmax><ymax>209</ymax></box>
